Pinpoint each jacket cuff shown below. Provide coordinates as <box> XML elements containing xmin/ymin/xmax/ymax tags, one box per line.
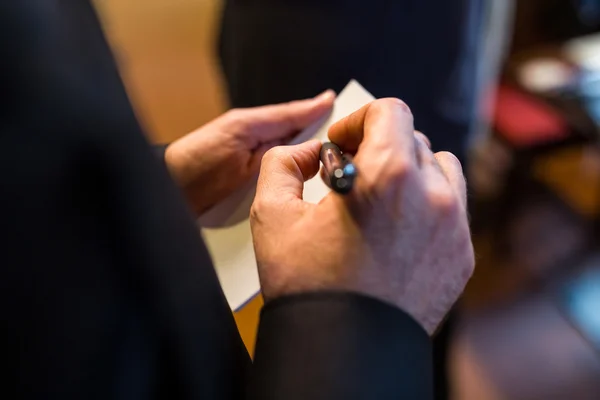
<box><xmin>250</xmin><ymin>292</ymin><xmax>433</xmax><ymax>400</ymax></box>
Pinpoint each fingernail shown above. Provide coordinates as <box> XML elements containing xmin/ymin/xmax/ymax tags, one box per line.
<box><xmin>315</xmin><ymin>89</ymin><xmax>336</xmax><ymax>101</ymax></box>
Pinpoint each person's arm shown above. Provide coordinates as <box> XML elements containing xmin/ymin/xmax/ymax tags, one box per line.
<box><xmin>250</xmin><ymin>293</ymin><xmax>431</xmax><ymax>399</ymax></box>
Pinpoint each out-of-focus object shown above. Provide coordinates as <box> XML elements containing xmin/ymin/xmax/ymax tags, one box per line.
<box><xmin>511</xmin><ymin>0</ymin><xmax>600</xmax><ymax>54</ymax></box>
<box><xmin>565</xmin><ymin>33</ymin><xmax>600</xmax><ymax>124</ymax></box>
<box><xmin>463</xmin><ymin>5</ymin><xmax>600</xmax><ymax>399</ymax></box>
<box><xmin>455</xmin><ymin>293</ymin><xmax>600</xmax><ymax>400</ymax></box>
<box><xmin>557</xmin><ymin>255</ymin><xmax>600</xmax><ymax>351</ymax></box>
<box><xmin>469</xmin><ymin>46</ymin><xmax>600</xmax><ymax>304</ymax></box>
<box><xmin>493</xmin><ymin>85</ymin><xmax>570</xmax><ymax>147</ymax></box>
<box><xmin>519</xmin><ymin>58</ymin><xmax>576</xmax><ymax>93</ymax></box>
<box><xmin>566</xmin><ymin>32</ymin><xmax>600</xmax><ymax>70</ymax></box>
<box><xmin>533</xmin><ymin>145</ymin><xmax>600</xmax><ymax>218</ymax></box>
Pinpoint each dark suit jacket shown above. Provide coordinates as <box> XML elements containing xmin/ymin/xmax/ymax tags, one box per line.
<box><xmin>219</xmin><ymin>0</ymin><xmax>485</xmax><ymax>163</ymax></box>
<box><xmin>2</xmin><ymin>1</ymin><xmax>432</xmax><ymax>399</ymax></box>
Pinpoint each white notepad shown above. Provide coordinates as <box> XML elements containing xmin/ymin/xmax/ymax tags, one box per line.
<box><xmin>200</xmin><ymin>80</ymin><xmax>375</xmax><ymax>311</ymax></box>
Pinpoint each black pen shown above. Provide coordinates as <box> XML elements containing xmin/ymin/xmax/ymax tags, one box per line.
<box><xmin>320</xmin><ymin>142</ymin><xmax>357</xmax><ymax>194</ymax></box>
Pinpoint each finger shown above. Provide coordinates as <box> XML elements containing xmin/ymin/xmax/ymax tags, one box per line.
<box><xmin>247</xmin><ymin>139</ymin><xmax>283</xmax><ymax>174</ymax></box>
<box><xmin>231</xmin><ymin>90</ymin><xmax>335</xmax><ymax>144</ymax></box>
<box><xmin>327</xmin><ymin>98</ymin><xmax>415</xmax><ymax>163</ymax></box>
<box><xmin>434</xmin><ymin>151</ymin><xmax>467</xmax><ymax>207</ymax></box>
<box><xmin>255</xmin><ymin>140</ymin><xmax>322</xmax><ymax>204</ymax></box>
<box><xmin>327</xmin><ymin>99</ymin><xmax>417</xmax><ymax>198</ymax></box>
<box><xmin>414</xmin><ymin>131</ymin><xmax>436</xmax><ymax>169</ymax></box>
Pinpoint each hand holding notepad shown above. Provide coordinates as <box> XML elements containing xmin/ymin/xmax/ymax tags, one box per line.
<box><xmin>200</xmin><ymin>80</ymin><xmax>375</xmax><ymax>310</ymax></box>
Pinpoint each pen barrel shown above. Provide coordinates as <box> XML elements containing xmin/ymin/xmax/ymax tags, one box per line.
<box><xmin>320</xmin><ymin>142</ymin><xmax>355</xmax><ymax>194</ymax></box>
<box><xmin>320</xmin><ymin>142</ymin><xmax>345</xmax><ymax>176</ymax></box>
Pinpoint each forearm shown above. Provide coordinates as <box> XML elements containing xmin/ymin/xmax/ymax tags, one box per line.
<box><xmin>249</xmin><ymin>292</ymin><xmax>433</xmax><ymax>400</ymax></box>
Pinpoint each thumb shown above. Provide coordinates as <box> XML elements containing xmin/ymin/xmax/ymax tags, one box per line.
<box><xmin>255</xmin><ymin>140</ymin><xmax>322</xmax><ymax>205</ymax></box>
<box><xmin>238</xmin><ymin>90</ymin><xmax>335</xmax><ymax>143</ymax></box>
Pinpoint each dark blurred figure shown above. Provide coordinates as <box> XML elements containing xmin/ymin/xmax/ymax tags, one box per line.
<box><xmin>219</xmin><ymin>1</ymin><xmax>486</xmax><ymax>398</ymax></box>
<box><xmin>218</xmin><ymin>0</ymin><xmax>486</xmax><ymax>164</ymax></box>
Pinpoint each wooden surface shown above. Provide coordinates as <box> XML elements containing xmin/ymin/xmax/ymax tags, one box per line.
<box><xmin>234</xmin><ymin>295</ymin><xmax>264</xmax><ymax>355</ymax></box>
<box><xmin>94</xmin><ymin>0</ymin><xmax>261</xmax><ymax>353</ymax></box>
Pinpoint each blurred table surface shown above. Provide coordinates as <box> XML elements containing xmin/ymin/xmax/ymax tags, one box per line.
<box><xmin>94</xmin><ymin>0</ymin><xmax>262</xmax><ymax>354</ymax></box>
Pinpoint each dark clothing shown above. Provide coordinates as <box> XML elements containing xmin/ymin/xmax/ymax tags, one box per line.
<box><xmin>2</xmin><ymin>2</ymin><xmax>432</xmax><ymax>399</ymax></box>
<box><xmin>219</xmin><ymin>0</ymin><xmax>485</xmax><ymax>163</ymax></box>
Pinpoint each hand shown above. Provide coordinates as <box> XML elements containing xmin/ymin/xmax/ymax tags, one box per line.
<box><xmin>250</xmin><ymin>98</ymin><xmax>474</xmax><ymax>335</ymax></box>
<box><xmin>165</xmin><ymin>91</ymin><xmax>335</xmax><ymax>215</ymax></box>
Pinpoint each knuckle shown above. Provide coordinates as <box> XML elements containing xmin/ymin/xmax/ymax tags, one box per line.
<box><xmin>223</xmin><ymin>108</ymin><xmax>249</xmax><ymax>130</ymax></box>
<box><xmin>250</xmin><ymin>197</ymin><xmax>269</xmax><ymax>223</ymax></box>
<box><xmin>365</xmin><ymin>158</ymin><xmax>414</xmax><ymax>198</ymax></box>
<box><xmin>224</xmin><ymin>108</ymin><xmax>243</xmax><ymax>120</ymax></box>
<box><xmin>430</xmin><ymin>188</ymin><xmax>460</xmax><ymax>217</ymax></box>
<box><xmin>377</xmin><ymin>97</ymin><xmax>411</xmax><ymax>112</ymax></box>
<box><xmin>369</xmin><ymin>98</ymin><xmax>412</xmax><ymax>119</ymax></box>
<box><xmin>436</xmin><ymin>151</ymin><xmax>463</xmax><ymax>170</ymax></box>
<box><xmin>249</xmin><ymin>202</ymin><xmax>260</xmax><ymax>221</ymax></box>
<box><xmin>387</xmin><ymin>158</ymin><xmax>414</xmax><ymax>182</ymax></box>
<box><xmin>262</xmin><ymin>146</ymin><xmax>289</xmax><ymax>165</ymax></box>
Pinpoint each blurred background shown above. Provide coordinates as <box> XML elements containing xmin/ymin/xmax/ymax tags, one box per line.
<box><xmin>94</xmin><ymin>0</ymin><xmax>600</xmax><ymax>398</ymax></box>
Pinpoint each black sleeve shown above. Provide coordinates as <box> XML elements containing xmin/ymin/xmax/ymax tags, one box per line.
<box><xmin>249</xmin><ymin>293</ymin><xmax>433</xmax><ymax>400</ymax></box>
<box><xmin>3</xmin><ymin>3</ymin><xmax>250</xmax><ymax>399</ymax></box>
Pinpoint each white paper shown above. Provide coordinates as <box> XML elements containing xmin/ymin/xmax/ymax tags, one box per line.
<box><xmin>201</xmin><ymin>80</ymin><xmax>375</xmax><ymax>311</ymax></box>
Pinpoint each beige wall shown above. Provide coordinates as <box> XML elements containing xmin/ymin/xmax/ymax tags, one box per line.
<box><xmin>94</xmin><ymin>0</ymin><xmax>226</xmax><ymax>143</ymax></box>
